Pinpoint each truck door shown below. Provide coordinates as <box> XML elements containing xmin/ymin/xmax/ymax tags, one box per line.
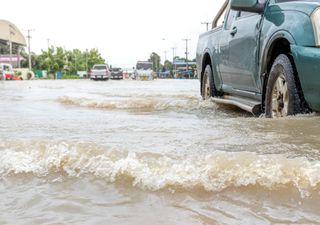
<box><xmin>227</xmin><ymin>12</ymin><xmax>262</xmax><ymax>92</ymax></box>
<box><xmin>218</xmin><ymin>9</ymin><xmax>239</xmax><ymax>88</ymax></box>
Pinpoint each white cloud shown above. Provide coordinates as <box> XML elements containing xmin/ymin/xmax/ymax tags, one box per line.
<box><xmin>3</xmin><ymin>0</ymin><xmax>224</xmax><ymax>67</ymax></box>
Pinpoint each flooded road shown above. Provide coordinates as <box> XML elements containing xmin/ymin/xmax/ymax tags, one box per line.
<box><xmin>0</xmin><ymin>79</ymin><xmax>319</xmax><ymax>225</ymax></box>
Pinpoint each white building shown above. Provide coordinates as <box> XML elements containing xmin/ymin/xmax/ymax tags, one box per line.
<box><xmin>0</xmin><ymin>20</ymin><xmax>27</xmax><ymax>68</ymax></box>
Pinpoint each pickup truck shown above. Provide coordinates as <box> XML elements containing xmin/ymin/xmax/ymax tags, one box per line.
<box><xmin>110</xmin><ymin>67</ymin><xmax>124</xmax><ymax>80</ymax></box>
<box><xmin>197</xmin><ymin>0</ymin><xmax>320</xmax><ymax>117</ymax></box>
<box><xmin>89</xmin><ymin>64</ymin><xmax>110</xmax><ymax>81</ymax></box>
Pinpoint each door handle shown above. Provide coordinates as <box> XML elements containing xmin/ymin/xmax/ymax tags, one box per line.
<box><xmin>230</xmin><ymin>27</ymin><xmax>237</xmax><ymax>36</ymax></box>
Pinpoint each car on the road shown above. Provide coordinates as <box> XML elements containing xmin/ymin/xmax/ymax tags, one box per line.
<box><xmin>197</xmin><ymin>0</ymin><xmax>320</xmax><ymax>117</ymax></box>
<box><xmin>89</xmin><ymin>64</ymin><xmax>110</xmax><ymax>81</ymax></box>
<box><xmin>110</xmin><ymin>67</ymin><xmax>123</xmax><ymax>80</ymax></box>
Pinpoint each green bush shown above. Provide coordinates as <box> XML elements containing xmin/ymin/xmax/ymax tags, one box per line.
<box><xmin>62</xmin><ymin>74</ymin><xmax>80</xmax><ymax>79</ymax></box>
<box><xmin>14</xmin><ymin>70</ymin><xmax>22</xmax><ymax>76</ymax></box>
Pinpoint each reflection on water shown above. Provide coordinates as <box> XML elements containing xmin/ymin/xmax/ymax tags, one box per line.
<box><xmin>0</xmin><ymin>80</ymin><xmax>319</xmax><ymax>224</ymax></box>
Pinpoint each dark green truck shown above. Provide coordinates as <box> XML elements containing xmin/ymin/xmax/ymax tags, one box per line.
<box><xmin>197</xmin><ymin>0</ymin><xmax>320</xmax><ymax>117</ymax></box>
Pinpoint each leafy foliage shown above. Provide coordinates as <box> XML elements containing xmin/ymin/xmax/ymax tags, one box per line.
<box><xmin>22</xmin><ymin>47</ymin><xmax>105</xmax><ymax>74</ymax></box>
<box><xmin>148</xmin><ymin>52</ymin><xmax>161</xmax><ymax>72</ymax></box>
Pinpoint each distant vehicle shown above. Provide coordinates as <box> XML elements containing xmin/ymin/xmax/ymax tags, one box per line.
<box><xmin>197</xmin><ymin>0</ymin><xmax>320</xmax><ymax>117</ymax></box>
<box><xmin>135</xmin><ymin>61</ymin><xmax>153</xmax><ymax>81</ymax></box>
<box><xmin>0</xmin><ymin>63</ymin><xmax>14</xmax><ymax>80</ymax></box>
<box><xmin>110</xmin><ymin>67</ymin><xmax>123</xmax><ymax>80</ymax></box>
<box><xmin>89</xmin><ymin>64</ymin><xmax>110</xmax><ymax>81</ymax></box>
<box><xmin>176</xmin><ymin>70</ymin><xmax>193</xmax><ymax>79</ymax></box>
<box><xmin>157</xmin><ymin>71</ymin><xmax>171</xmax><ymax>79</ymax></box>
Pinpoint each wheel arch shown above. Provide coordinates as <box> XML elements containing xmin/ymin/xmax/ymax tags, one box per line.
<box><xmin>261</xmin><ymin>33</ymin><xmax>305</xmax><ymax>111</ymax></box>
<box><xmin>260</xmin><ymin>32</ymin><xmax>295</xmax><ymax>112</ymax></box>
<box><xmin>200</xmin><ymin>51</ymin><xmax>213</xmax><ymax>96</ymax></box>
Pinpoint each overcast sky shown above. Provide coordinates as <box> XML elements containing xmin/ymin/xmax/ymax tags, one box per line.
<box><xmin>3</xmin><ymin>0</ymin><xmax>224</xmax><ymax>68</ymax></box>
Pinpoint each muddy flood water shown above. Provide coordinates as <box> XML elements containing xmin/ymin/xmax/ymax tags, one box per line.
<box><xmin>0</xmin><ymin>79</ymin><xmax>319</xmax><ymax>225</ymax></box>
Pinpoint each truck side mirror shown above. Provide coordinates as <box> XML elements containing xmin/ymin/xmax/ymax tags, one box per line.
<box><xmin>230</xmin><ymin>0</ymin><xmax>265</xmax><ymax>13</ymax></box>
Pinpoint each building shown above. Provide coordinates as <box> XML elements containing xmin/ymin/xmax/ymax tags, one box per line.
<box><xmin>0</xmin><ymin>20</ymin><xmax>27</xmax><ymax>68</ymax></box>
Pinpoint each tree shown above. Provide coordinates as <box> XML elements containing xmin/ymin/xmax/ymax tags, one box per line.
<box><xmin>21</xmin><ymin>47</ymin><xmax>106</xmax><ymax>75</ymax></box>
<box><xmin>164</xmin><ymin>60</ymin><xmax>173</xmax><ymax>71</ymax></box>
<box><xmin>20</xmin><ymin>48</ymin><xmax>37</xmax><ymax>68</ymax></box>
<box><xmin>87</xmin><ymin>48</ymin><xmax>105</xmax><ymax>69</ymax></box>
<box><xmin>148</xmin><ymin>52</ymin><xmax>161</xmax><ymax>72</ymax></box>
<box><xmin>36</xmin><ymin>47</ymin><xmax>58</xmax><ymax>73</ymax></box>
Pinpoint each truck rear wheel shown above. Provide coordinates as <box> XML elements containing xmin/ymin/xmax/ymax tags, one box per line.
<box><xmin>265</xmin><ymin>54</ymin><xmax>302</xmax><ymax>118</ymax></box>
<box><xmin>201</xmin><ymin>65</ymin><xmax>216</xmax><ymax>100</ymax></box>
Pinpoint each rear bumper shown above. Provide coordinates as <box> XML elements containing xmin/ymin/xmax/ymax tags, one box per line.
<box><xmin>111</xmin><ymin>73</ymin><xmax>123</xmax><ymax>79</ymax></box>
<box><xmin>291</xmin><ymin>45</ymin><xmax>320</xmax><ymax>111</ymax></box>
<box><xmin>90</xmin><ymin>75</ymin><xmax>109</xmax><ymax>79</ymax></box>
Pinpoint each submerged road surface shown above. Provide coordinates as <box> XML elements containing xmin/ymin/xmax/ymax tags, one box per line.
<box><xmin>0</xmin><ymin>79</ymin><xmax>319</xmax><ymax>224</ymax></box>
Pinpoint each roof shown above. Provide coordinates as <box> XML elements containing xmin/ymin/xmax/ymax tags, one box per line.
<box><xmin>136</xmin><ymin>61</ymin><xmax>152</xmax><ymax>64</ymax></box>
<box><xmin>0</xmin><ymin>20</ymin><xmax>26</xmax><ymax>46</ymax></box>
<box><xmin>173</xmin><ymin>61</ymin><xmax>196</xmax><ymax>66</ymax></box>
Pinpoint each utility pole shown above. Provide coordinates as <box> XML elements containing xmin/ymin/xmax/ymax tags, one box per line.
<box><xmin>9</xmin><ymin>35</ymin><xmax>12</xmax><ymax>66</ymax></box>
<box><xmin>26</xmin><ymin>29</ymin><xmax>34</xmax><ymax>71</ymax></box>
<box><xmin>85</xmin><ymin>49</ymin><xmax>88</xmax><ymax>72</ymax></box>
<box><xmin>9</xmin><ymin>24</ymin><xmax>15</xmax><ymax>67</ymax></box>
<box><xmin>171</xmin><ymin>47</ymin><xmax>176</xmax><ymax>62</ymax></box>
<box><xmin>163</xmin><ymin>50</ymin><xmax>168</xmax><ymax>63</ymax></box>
<box><xmin>74</xmin><ymin>52</ymin><xmax>77</xmax><ymax>74</ymax></box>
<box><xmin>201</xmin><ymin>22</ymin><xmax>211</xmax><ymax>31</ymax></box>
<box><xmin>172</xmin><ymin>47</ymin><xmax>176</xmax><ymax>77</ymax></box>
<box><xmin>46</xmin><ymin>38</ymin><xmax>50</xmax><ymax>50</ymax></box>
<box><xmin>163</xmin><ymin>50</ymin><xmax>168</xmax><ymax>71</ymax></box>
<box><xmin>182</xmin><ymin>38</ymin><xmax>191</xmax><ymax>78</ymax></box>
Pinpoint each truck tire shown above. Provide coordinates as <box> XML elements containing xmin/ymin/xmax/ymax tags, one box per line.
<box><xmin>201</xmin><ymin>65</ymin><xmax>217</xmax><ymax>100</ymax></box>
<box><xmin>265</xmin><ymin>54</ymin><xmax>302</xmax><ymax>118</ymax></box>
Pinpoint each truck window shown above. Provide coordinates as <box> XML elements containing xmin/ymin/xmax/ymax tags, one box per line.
<box><xmin>216</xmin><ymin>8</ymin><xmax>227</xmax><ymax>27</ymax></box>
<box><xmin>93</xmin><ymin>65</ymin><xmax>107</xmax><ymax>70</ymax></box>
<box><xmin>225</xmin><ymin>10</ymin><xmax>238</xmax><ymax>30</ymax></box>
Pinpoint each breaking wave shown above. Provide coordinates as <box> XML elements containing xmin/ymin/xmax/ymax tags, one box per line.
<box><xmin>0</xmin><ymin>141</ymin><xmax>319</xmax><ymax>196</ymax></box>
<box><xmin>58</xmin><ymin>96</ymin><xmax>217</xmax><ymax>112</ymax></box>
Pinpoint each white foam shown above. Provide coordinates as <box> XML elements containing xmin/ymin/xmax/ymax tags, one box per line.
<box><xmin>58</xmin><ymin>96</ymin><xmax>217</xmax><ymax>112</ymax></box>
<box><xmin>0</xmin><ymin>141</ymin><xmax>319</xmax><ymax>196</ymax></box>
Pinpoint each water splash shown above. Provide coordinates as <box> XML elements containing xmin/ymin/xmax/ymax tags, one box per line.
<box><xmin>58</xmin><ymin>96</ymin><xmax>217</xmax><ymax>112</ymax></box>
<box><xmin>0</xmin><ymin>141</ymin><xmax>319</xmax><ymax>197</ymax></box>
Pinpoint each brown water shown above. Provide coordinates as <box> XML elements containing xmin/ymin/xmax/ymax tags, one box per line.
<box><xmin>0</xmin><ymin>79</ymin><xmax>319</xmax><ymax>225</ymax></box>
